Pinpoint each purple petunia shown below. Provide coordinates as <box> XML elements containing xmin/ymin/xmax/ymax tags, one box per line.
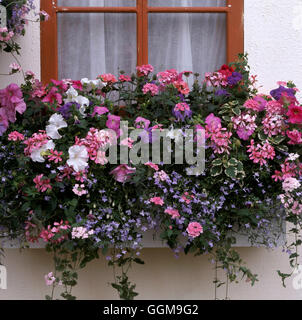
<box><xmin>270</xmin><ymin>86</ymin><xmax>296</xmax><ymax>101</ymax></box>
<box><xmin>227</xmin><ymin>72</ymin><xmax>243</xmax><ymax>86</ymax></box>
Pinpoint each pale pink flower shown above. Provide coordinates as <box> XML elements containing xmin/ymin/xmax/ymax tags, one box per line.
<box><xmin>72</xmin><ymin>184</ymin><xmax>88</xmax><ymax>196</ymax></box>
<box><xmin>45</xmin><ymin>272</ymin><xmax>56</xmax><ymax>286</ymax></box>
<box><xmin>110</xmin><ymin>164</ymin><xmax>136</xmax><ymax>183</ymax></box>
<box><xmin>142</xmin><ymin>83</ymin><xmax>159</xmax><ymax>96</ymax></box>
<box><xmin>144</xmin><ymin>162</ymin><xmax>159</xmax><ymax>171</ymax></box>
<box><xmin>165</xmin><ymin>208</ymin><xmax>180</xmax><ymax>219</ymax></box>
<box><xmin>282</xmin><ymin>178</ymin><xmax>301</xmax><ymax>193</ymax></box>
<box><xmin>186</xmin><ymin>222</ymin><xmax>203</xmax><ymax>238</ymax></box>
<box><xmin>33</xmin><ymin>174</ymin><xmax>52</xmax><ymax>192</ymax></box>
<box><xmin>150</xmin><ymin>197</ymin><xmax>164</xmax><ymax>206</ymax></box>
<box><xmin>8</xmin><ymin>131</ymin><xmax>24</xmax><ymax>141</ymax></box>
<box><xmin>136</xmin><ymin>64</ymin><xmax>154</xmax><ymax>76</ymax></box>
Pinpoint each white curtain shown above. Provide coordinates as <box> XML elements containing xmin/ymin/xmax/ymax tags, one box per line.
<box><xmin>58</xmin><ymin>0</ymin><xmax>226</xmax><ymax>80</ymax></box>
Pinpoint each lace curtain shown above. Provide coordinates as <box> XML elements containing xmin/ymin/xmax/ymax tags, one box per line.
<box><xmin>57</xmin><ymin>0</ymin><xmax>226</xmax><ymax>80</ymax></box>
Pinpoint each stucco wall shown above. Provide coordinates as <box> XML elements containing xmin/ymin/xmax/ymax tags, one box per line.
<box><xmin>1</xmin><ymin>0</ymin><xmax>302</xmax><ymax>300</ymax></box>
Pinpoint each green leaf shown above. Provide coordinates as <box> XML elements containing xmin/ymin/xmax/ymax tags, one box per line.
<box><xmin>210</xmin><ymin>165</ymin><xmax>223</xmax><ymax>177</ymax></box>
<box><xmin>228</xmin><ymin>158</ymin><xmax>239</xmax><ymax>167</ymax></box>
<box><xmin>225</xmin><ymin>166</ymin><xmax>237</xmax><ymax>179</ymax></box>
<box><xmin>232</xmin><ymin>107</ymin><xmax>241</xmax><ymax>116</ymax></box>
<box><xmin>212</xmin><ymin>158</ymin><xmax>223</xmax><ymax>166</ymax></box>
<box><xmin>269</xmin><ymin>135</ymin><xmax>286</xmax><ymax>145</ymax></box>
<box><xmin>258</xmin><ymin>132</ymin><xmax>267</xmax><ymax>141</ymax></box>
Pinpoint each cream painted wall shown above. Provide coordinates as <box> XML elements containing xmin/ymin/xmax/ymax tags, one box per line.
<box><xmin>1</xmin><ymin>0</ymin><xmax>302</xmax><ymax>300</ymax></box>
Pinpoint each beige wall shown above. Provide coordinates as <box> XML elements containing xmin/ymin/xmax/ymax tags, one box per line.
<box><xmin>1</xmin><ymin>0</ymin><xmax>302</xmax><ymax>300</ymax></box>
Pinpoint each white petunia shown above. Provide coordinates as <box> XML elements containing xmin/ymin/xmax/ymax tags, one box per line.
<box><xmin>74</xmin><ymin>95</ymin><xmax>90</xmax><ymax>117</ymax></box>
<box><xmin>30</xmin><ymin>140</ymin><xmax>55</xmax><ymax>163</ymax></box>
<box><xmin>64</xmin><ymin>86</ymin><xmax>90</xmax><ymax>117</ymax></box>
<box><xmin>67</xmin><ymin>145</ymin><xmax>89</xmax><ymax>172</ymax></box>
<box><xmin>46</xmin><ymin>113</ymin><xmax>67</xmax><ymax>139</ymax></box>
<box><xmin>64</xmin><ymin>86</ymin><xmax>78</xmax><ymax>104</ymax></box>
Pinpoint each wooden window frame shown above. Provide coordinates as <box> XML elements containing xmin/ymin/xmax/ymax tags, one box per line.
<box><xmin>40</xmin><ymin>0</ymin><xmax>244</xmax><ymax>83</ymax></box>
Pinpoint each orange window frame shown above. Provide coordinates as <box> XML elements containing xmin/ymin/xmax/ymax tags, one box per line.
<box><xmin>40</xmin><ymin>0</ymin><xmax>244</xmax><ymax>83</ymax></box>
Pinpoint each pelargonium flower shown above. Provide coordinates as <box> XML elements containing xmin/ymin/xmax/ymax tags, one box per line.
<box><xmin>247</xmin><ymin>140</ymin><xmax>275</xmax><ymax>166</ymax></box>
<box><xmin>164</xmin><ymin>208</ymin><xmax>180</xmax><ymax>219</ymax></box>
<box><xmin>173</xmin><ymin>103</ymin><xmax>192</xmax><ymax>121</ymax></box>
<box><xmin>8</xmin><ymin>131</ymin><xmax>24</xmax><ymax>141</ymax></box>
<box><xmin>136</xmin><ymin>64</ymin><xmax>154</xmax><ymax>76</ymax></box>
<box><xmin>110</xmin><ymin>164</ymin><xmax>136</xmax><ymax>183</ymax></box>
<box><xmin>142</xmin><ymin>83</ymin><xmax>159</xmax><ymax>96</ymax></box>
<box><xmin>286</xmin><ymin>104</ymin><xmax>302</xmax><ymax>124</ymax></box>
<box><xmin>282</xmin><ymin>177</ymin><xmax>301</xmax><ymax>193</ymax></box>
<box><xmin>186</xmin><ymin>222</ymin><xmax>203</xmax><ymax>238</ymax></box>
<box><xmin>287</xmin><ymin>129</ymin><xmax>302</xmax><ymax>145</ymax></box>
<box><xmin>44</xmin><ymin>272</ymin><xmax>56</xmax><ymax>286</ymax></box>
<box><xmin>149</xmin><ymin>197</ymin><xmax>164</xmax><ymax>206</ymax></box>
<box><xmin>218</xmin><ymin>64</ymin><xmax>234</xmax><ymax>78</ymax></box>
<box><xmin>119</xmin><ymin>74</ymin><xmax>131</xmax><ymax>82</ymax></box>
<box><xmin>71</xmin><ymin>226</ymin><xmax>94</xmax><ymax>239</ymax></box>
<box><xmin>173</xmin><ymin>80</ymin><xmax>190</xmax><ymax>95</ymax></box>
<box><xmin>72</xmin><ymin>184</ymin><xmax>88</xmax><ymax>196</ymax></box>
<box><xmin>33</xmin><ymin>174</ymin><xmax>52</xmax><ymax>192</ymax></box>
<box><xmin>232</xmin><ymin>113</ymin><xmax>257</xmax><ymax>140</ymax></box>
<box><xmin>0</xmin><ymin>28</ymin><xmax>14</xmax><ymax>41</ymax></box>
<box><xmin>67</xmin><ymin>145</ymin><xmax>89</xmax><ymax>172</ymax></box>
<box><xmin>157</xmin><ymin>69</ymin><xmax>178</xmax><ymax>85</ymax></box>
<box><xmin>99</xmin><ymin>73</ymin><xmax>117</xmax><ymax>84</ymax></box>
<box><xmin>46</xmin><ymin>113</ymin><xmax>67</xmax><ymax>139</ymax></box>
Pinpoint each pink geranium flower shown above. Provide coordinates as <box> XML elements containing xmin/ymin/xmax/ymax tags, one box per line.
<box><xmin>150</xmin><ymin>197</ymin><xmax>164</xmax><ymax>206</ymax></box>
<box><xmin>165</xmin><ymin>208</ymin><xmax>180</xmax><ymax>219</ymax></box>
<box><xmin>136</xmin><ymin>64</ymin><xmax>154</xmax><ymax>76</ymax></box>
<box><xmin>110</xmin><ymin>164</ymin><xmax>136</xmax><ymax>183</ymax></box>
<box><xmin>33</xmin><ymin>174</ymin><xmax>52</xmax><ymax>192</ymax></box>
<box><xmin>99</xmin><ymin>73</ymin><xmax>117</xmax><ymax>84</ymax></box>
<box><xmin>186</xmin><ymin>222</ymin><xmax>203</xmax><ymax>238</ymax></box>
<box><xmin>8</xmin><ymin>131</ymin><xmax>24</xmax><ymax>141</ymax></box>
<box><xmin>142</xmin><ymin>83</ymin><xmax>159</xmax><ymax>96</ymax></box>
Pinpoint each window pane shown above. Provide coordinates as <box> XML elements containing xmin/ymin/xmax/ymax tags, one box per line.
<box><xmin>58</xmin><ymin>13</ymin><xmax>136</xmax><ymax>80</ymax></box>
<box><xmin>58</xmin><ymin>0</ymin><xmax>136</xmax><ymax>7</ymax></box>
<box><xmin>148</xmin><ymin>0</ymin><xmax>226</xmax><ymax>7</ymax></box>
<box><xmin>149</xmin><ymin>13</ymin><xmax>226</xmax><ymax>78</ymax></box>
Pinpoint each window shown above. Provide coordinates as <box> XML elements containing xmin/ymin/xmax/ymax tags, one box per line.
<box><xmin>41</xmin><ymin>0</ymin><xmax>243</xmax><ymax>83</ymax></box>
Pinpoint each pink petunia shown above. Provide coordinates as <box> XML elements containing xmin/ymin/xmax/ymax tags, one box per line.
<box><xmin>110</xmin><ymin>164</ymin><xmax>136</xmax><ymax>183</ymax></box>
